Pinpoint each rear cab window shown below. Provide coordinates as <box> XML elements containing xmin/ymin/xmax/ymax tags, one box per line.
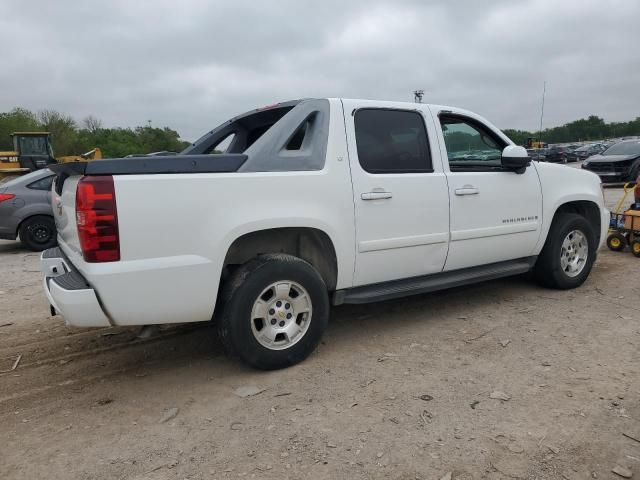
<box><xmin>354</xmin><ymin>109</ymin><xmax>432</xmax><ymax>174</ymax></box>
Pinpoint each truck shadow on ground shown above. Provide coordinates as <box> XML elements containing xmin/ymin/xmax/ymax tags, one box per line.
<box><xmin>85</xmin><ymin>274</ymin><xmax>536</xmax><ymax>372</ymax></box>
<box><xmin>0</xmin><ymin>272</ymin><xmax>542</xmax><ymax>410</ymax></box>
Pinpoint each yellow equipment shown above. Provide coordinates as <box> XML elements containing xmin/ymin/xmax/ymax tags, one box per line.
<box><xmin>0</xmin><ymin>132</ymin><xmax>101</xmax><ymax>181</ymax></box>
<box><xmin>526</xmin><ymin>137</ymin><xmax>547</xmax><ymax>149</ymax></box>
<box><xmin>605</xmin><ymin>182</ymin><xmax>640</xmax><ymax>256</ymax></box>
<box><xmin>58</xmin><ymin>147</ymin><xmax>103</xmax><ymax>163</ymax></box>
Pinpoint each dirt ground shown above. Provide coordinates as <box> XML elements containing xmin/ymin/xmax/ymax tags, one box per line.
<box><xmin>1</xmin><ymin>187</ymin><xmax>639</xmax><ymax>480</ymax></box>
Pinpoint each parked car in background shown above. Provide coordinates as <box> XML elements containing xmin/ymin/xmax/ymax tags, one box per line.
<box><xmin>527</xmin><ymin>148</ymin><xmax>547</xmax><ymax>162</ymax></box>
<box><xmin>545</xmin><ymin>146</ymin><xmax>570</xmax><ymax>163</ymax></box>
<box><xmin>570</xmin><ymin>143</ymin><xmax>607</xmax><ymax>162</ymax></box>
<box><xmin>581</xmin><ymin>140</ymin><xmax>640</xmax><ymax>182</ymax></box>
<box><xmin>0</xmin><ymin>169</ymin><xmax>56</xmax><ymax>251</ymax></box>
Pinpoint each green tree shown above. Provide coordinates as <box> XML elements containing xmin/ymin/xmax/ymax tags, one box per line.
<box><xmin>38</xmin><ymin>109</ymin><xmax>78</xmax><ymax>156</ymax></box>
<box><xmin>0</xmin><ymin>108</ymin><xmax>40</xmax><ymax>150</ymax></box>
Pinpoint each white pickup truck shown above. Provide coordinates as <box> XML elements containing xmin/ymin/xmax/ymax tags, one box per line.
<box><xmin>41</xmin><ymin>98</ymin><xmax>608</xmax><ymax>369</ymax></box>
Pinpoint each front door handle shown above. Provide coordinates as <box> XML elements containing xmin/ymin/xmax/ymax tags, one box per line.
<box><xmin>454</xmin><ymin>186</ymin><xmax>479</xmax><ymax>196</ymax></box>
<box><xmin>361</xmin><ymin>191</ymin><xmax>393</xmax><ymax>200</ymax></box>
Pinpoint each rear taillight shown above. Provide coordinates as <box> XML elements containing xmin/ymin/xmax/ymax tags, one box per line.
<box><xmin>0</xmin><ymin>193</ymin><xmax>15</xmax><ymax>202</ymax></box>
<box><xmin>76</xmin><ymin>175</ymin><xmax>120</xmax><ymax>262</ymax></box>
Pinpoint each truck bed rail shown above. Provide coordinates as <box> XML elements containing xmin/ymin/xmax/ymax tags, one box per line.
<box><xmin>50</xmin><ymin>154</ymin><xmax>248</xmax><ymax>176</ymax></box>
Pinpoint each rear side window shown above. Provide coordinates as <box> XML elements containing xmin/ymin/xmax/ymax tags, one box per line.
<box><xmin>212</xmin><ymin>133</ymin><xmax>236</xmax><ymax>153</ymax></box>
<box><xmin>27</xmin><ymin>175</ymin><xmax>54</xmax><ymax>191</ymax></box>
<box><xmin>354</xmin><ymin>109</ymin><xmax>432</xmax><ymax>174</ymax></box>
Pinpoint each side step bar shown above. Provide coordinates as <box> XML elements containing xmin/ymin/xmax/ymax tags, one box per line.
<box><xmin>332</xmin><ymin>257</ymin><xmax>537</xmax><ymax>305</ymax></box>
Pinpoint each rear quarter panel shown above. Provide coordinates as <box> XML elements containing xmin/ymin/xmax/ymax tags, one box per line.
<box><xmin>72</xmin><ymin>99</ymin><xmax>355</xmax><ymax>326</ymax></box>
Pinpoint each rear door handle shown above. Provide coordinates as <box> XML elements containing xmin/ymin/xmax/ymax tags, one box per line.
<box><xmin>361</xmin><ymin>191</ymin><xmax>393</xmax><ymax>200</ymax></box>
<box><xmin>454</xmin><ymin>186</ymin><xmax>479</xmax><ymax>196</ymax></box>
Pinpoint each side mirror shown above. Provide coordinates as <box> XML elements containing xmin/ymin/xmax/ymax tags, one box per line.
<box><xmin>502</xmin><ymin>145</ymin><xmax>530</xmax><ymax>173</ymax></box>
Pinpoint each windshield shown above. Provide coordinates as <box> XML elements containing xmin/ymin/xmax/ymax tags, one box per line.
<box><xmin>17</xmin><ymin>136</ymin><xmax>50</xmax><ymax>156</ymax></box>
<box><xmin>603</xmin><ymin>141</ymin><xmax>640</xmax><ymax>156</ymax></box>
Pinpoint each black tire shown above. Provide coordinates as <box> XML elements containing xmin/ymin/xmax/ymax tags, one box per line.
<box><xmin>606</xmin><ymin>232</ymin><xmax>626</xmax><ymax>251</ymax></box>
<box><xmin>217</xmin><ymin>254</ymin><xmax>329</xmax><ymax>370</ymax></box>
<box><xmin>19</xmin><ymin>215</ymin><xmax>57</xmax><ymax>252</ymax></box>
<box><xmin>630</xmin><ymin>239</ymin><xmax>640</xmax><ymax>258</ymax></box>
<box><xmin>533</xmin><ymin>213</ymin><xmax>596</xmax><ymax>289</ymax></box>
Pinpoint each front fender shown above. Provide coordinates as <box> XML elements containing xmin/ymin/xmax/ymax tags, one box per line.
<box><xmin>533</xmin><ymin>162</ymin><xmax>606</xmax><ymax>253</ymax></box>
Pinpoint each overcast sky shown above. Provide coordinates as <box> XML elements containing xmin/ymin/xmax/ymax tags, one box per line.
<box><xmin>2</xmin><ymin>0</ymin><xmax>638</xmax><ymax>140</ymax></box>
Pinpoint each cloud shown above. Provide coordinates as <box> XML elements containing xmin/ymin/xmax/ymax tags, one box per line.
<box><xmin>1</xmin><ymin>0</ymin><xmax>638</xmax><ymax>140</ymax></box>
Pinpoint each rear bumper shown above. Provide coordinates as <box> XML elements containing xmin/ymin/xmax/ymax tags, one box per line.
<box><xmin>41</xmin><ymin>247</ymin><xmax>111</xmax><ymax>327</ymax></box>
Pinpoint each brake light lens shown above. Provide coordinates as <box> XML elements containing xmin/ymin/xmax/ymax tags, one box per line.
<box><xmin>76</xmin><ymin>176</ymin><xmax>120</xmax><ymax>262</ymax></box>
<box><xmin>0</xmin><ymin>193</ymin><xmax>15</xmax><ymax>202</ymax></box>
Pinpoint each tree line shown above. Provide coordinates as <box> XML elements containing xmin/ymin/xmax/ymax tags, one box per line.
<box><xmin>503</xmin><ymin>115</ymin><xmax>640</xmax><ymax>146</ymax></box>
<box><xmin>2</xmin><ymin>107</ymin><xmax>639</xmax><ymax>159</ymax></box>
<box><xmin>0</xmin><ymin>108</ymin><xmax>190</xmax><ymax>158</ymax></box>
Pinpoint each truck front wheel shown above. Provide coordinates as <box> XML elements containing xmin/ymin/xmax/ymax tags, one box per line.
<box><xmin>533</xmin><ymin>212</ymin><xmax>596</xmax><ymax>289</ymax></box>
<box><xmin>217</xmin><ymin>254</ymin><xmax>329</xmax><ymax>370</ymax></box>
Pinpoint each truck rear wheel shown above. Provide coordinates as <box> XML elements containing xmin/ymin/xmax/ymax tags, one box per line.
<box><xmin>533</xmin><ymin>212</ymin><xmax>596</xmax><ymax>289</ymax></box>
<box><xmin>217</xmin><ymin>254</ymin><xmax>329</xmax><ymax>370</ymax></box>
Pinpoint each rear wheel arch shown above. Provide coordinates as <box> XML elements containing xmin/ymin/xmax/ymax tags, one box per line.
<box><xmin>222</xmin><ymin>227</ymin><xmax>339</xmax><ymax>291</ymax></box>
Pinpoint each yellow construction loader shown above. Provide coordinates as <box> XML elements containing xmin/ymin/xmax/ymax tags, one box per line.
<box><xmin>526</xmin><ymin>137</ymin><xmax>547</xmax><ymax>149</ymax></box>
<box><xmin>0</xmin><ymin>132</ymin><xmax>101</xmax><ymax>181</ymax></box>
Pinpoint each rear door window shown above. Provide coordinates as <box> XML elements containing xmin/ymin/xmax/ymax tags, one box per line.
<box><xmin>354</xmin><ymin>109</ymin><xmax>432</xmax><ymax>174</ymax></box>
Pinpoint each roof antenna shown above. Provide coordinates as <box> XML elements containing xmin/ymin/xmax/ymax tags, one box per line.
<box><xmin>538</xmin><ymin>81</ymin><xmax>546</xmax><ymax>144</ymax></box>
<box><xmin>413</xmin><ymin>90</ymin><xmax>424</xmax><ymax>103</ymax></box>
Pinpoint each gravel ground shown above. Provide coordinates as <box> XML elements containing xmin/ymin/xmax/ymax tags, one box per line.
<box><xmin>1</xmin><ymin>186</ymin><xmax>639</xmax><ymax>480</ymax></box>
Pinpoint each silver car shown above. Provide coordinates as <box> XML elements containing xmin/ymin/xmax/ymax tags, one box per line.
<box><xmin>0</xmin><ymin>169</ymin><xmax>57</xmax><ymax>251</ymax></box>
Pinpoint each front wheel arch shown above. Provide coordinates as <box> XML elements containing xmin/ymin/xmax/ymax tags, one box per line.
<box><xmin>548</xmin><ymin>200</ymin><xmax>602</xmax><ymax>247</ymax></box>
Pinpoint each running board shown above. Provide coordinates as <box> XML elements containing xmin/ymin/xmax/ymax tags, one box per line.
<box><xmin>332</xmin><ymin>257</ymin><xmax>536</xmax><ymax>305</ymax></box>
